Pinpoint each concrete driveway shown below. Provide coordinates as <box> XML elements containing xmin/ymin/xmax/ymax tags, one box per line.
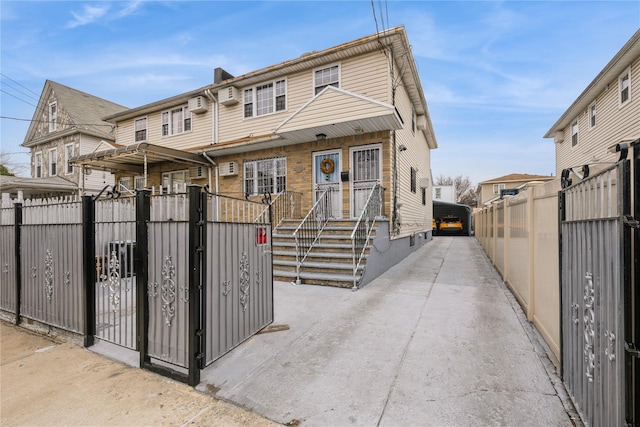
<box><xmin>199</xmin><ymin>236</ymin><xmax>579</xmax><ymax>426</ymax></box>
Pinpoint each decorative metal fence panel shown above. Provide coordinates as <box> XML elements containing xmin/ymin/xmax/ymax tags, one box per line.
<box><xmin>20</xmin><ymin>197</ymin><xmax>85</xmax><ymax>333</ymax></box>
<box><xmin>94</xmin><ymin>196</ymin><xmax>137</xmax><ymax>349</ymax></box>
<box><xmin>561</xmin><ymin>162</ymin><xmax>626</xmax><ymax>427</ymax></box>
<box><xmin>0</xmin><ymin>206</ymin><xmax>17</xmax><ymax>317</ymax></box>
<box><xmin>146</xmin><ymin>193</ymin><xmax>191</xmax><ymax>368</ymax></box>
<box><xmin>204</xmin><ymin>222</ymin><xmax>273</xmax><ymax>365</ymax></box>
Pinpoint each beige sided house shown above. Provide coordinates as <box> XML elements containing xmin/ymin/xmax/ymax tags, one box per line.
<box><xmin>478</xmin><ymin>173</ymin><xmax>555</xmax><ymax>206</ymax></box>
<box><xmin>11</xmin><ymin>81</ymin><xmax>127</xmax><ymax>199</ymax></box>
<box><xmin>545</xmin><ymin>29</ymin><xmax>640</xmax><ymax>177</ymax></box>
<box><xmin>74</xmin><ymin>26</ymin><xmax>438</xmax><ymax>288</ymax></box>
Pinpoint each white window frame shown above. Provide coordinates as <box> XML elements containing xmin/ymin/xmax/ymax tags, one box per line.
<box><xmin>588</xmin><ymin>103</ymin><xmax>597</xmax><ymax>129</ymax></box>
<box><xmin>571</xmin><ymin>120</ymin><xmax>579</xmax><ymax>147</ymax></box>
<box><xmin>243</xmin><ymin>78</ymin><xmax>287</xmax><ymax>119</ymax></box>
<box><xmin>118</xmin><ymin>177</ymin><xmax>132</xmax><ymax>193</ymax></box>
<box><xmin>161</xmin><ymin>105</ymin><xmax>191</xmax><ymax>137</ymax></box>
<box><xmin>49</xmin><ymin>148</ymin><xmax>57</xmax><ymax>176</ymax></box>
<box><xmin>493</xmin><ymin>183</ymin><xmax>505</xmax><ymax>194</ymax></box>
<box><xmin>64</xmin><ymin>143</ymin><xmax>74</xmax><ymax>175</ymax></box>
<box><xmin>49</xmin><ymin>101</ymin><xmax>57</xmax><ymax>132</ymax></box>
<box><xmin>313</xmin><ymin>64</ymin><xmax>340</xmax><ymax>95</ymax></box>
<box><xmin>619</xmin><ymin>67</ymin><xmax>631</xmax><ymax>107</ymax></box>
<box><xmin>134</xmin><ymin>176</ymin><xmax>146</xmax><ymax>190</ymax></box>
<box><xmin>435</xmin><ymin>188</ymin><xmax>442</xmax><ymax>199</ymax></box>
<box><xmin>135</xmin><ymin>117</ymin><xmax>147</xmax><ymax>142</ymax></box>
<box><xmin>243</xmin><ymin>157</ymin><xmax>287</xmax><ymax>196</ymax></box>
<box><xmin>34</xmin><ymin>151</ymin><xmax>42</xmax><ymax>178</ymax></box>
<box><xmin>162</xmin><ymin>170</ymin><xmax>189</xmax><ymax>194</ymax></box>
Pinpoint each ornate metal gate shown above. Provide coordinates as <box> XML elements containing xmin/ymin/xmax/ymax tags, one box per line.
<box><xmin>560</xmin><ymin>146</ymin><xmax>639</xmax><ymax>426</ymax></box>
<box><xmin>94</xmin><ymin>195</ymin><xmax>137</xmax><ymax>349</ymax></box>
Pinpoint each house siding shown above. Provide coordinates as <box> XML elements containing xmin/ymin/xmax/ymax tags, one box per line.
<box><xmin>115</xmin><ymin>108</ymin><xmax>214</xmax><ymax>151</ymax></box>
<box><xmin>555</xmin><ymin>56</ymin><xmax>640</xmax><ymax>174</ymax></box>
<box><xmin>393</xmin><ymin>78</ymin><xmax>432</xmax><ymax>237</ymax></box>
<box><xmin>79</xmin><ymin>135</ymin><xmax>115</xmax><ymax>192</ymax></box>
<box><xmin>217</xmin><ymin>51</ymin><xmax>390</xmax><ymax>143</ymax></box>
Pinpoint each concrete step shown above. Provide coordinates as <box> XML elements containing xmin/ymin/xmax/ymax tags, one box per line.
<box><xmin>273</xmin><ymin>269</ymin><xmax>359</xmax><ymax>288</ymax></box>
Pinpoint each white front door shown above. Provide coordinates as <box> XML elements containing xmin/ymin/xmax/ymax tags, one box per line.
<box><xmin>313</xmin><ymin>150</ymin><xmax>342</xmax><ymax>218</ymax></box>
<box><xmin>350</xmin><ymin>144</ymin><xmax>382</xmax><ymax>218</ymax></box>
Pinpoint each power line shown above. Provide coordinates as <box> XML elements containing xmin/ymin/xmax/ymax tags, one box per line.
<box><xmin>0</xmin><ymin>89</ymin><xmax>38</xmax><ymax>108</ymax></box>
<box><xmin>0</xmin><ymin>115</ymin><xmax>114</xmax><ymax>127</ymax></box>
<box><xmin>0</xmin><ymin>73</ymin><xmax>40</xmax><ymax>97</ymax></box>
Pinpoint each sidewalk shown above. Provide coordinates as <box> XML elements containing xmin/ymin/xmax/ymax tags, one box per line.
<box><xmin>1</xmin><ymin>236</ymin><xmax>578</xmax><ymax>426</ymax></box>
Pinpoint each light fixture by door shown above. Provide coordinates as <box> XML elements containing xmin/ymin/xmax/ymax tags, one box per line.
<box><xmin>316</xmin><ymin>133</ymin><xmax>327</xmax><ymax>141</ymax></box>
<box><xmin>398</xmin><ymin>144</ymin><xmax>407</xmax><ymax>152</ymax></box>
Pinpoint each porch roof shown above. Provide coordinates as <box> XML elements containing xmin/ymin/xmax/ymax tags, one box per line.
<box><xmin>0</xmin><ymin>175</ymin><xmax>78</xmax><ymax>197</ymax></box>
<box><xmin>71</xmin><ymin>142</ymin><xmax>212</xmax><ymax>173</ymax></box>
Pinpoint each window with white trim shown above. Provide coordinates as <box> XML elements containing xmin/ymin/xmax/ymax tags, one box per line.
<box><xmin>244</xmin><ymin>157</ymin><xmax>286</xmax><ymax>196</ymax></box>
<box><xmin>134</xmin><ymin>176</ymin><xmax>145</xmax><ymax>190</ymax></box>
<box><xmin>314</xmin><ymin>65</ymin><xmax>339</xmax><ymax>95</ymax></box>
<box><xmin>435</xmin><ymin>188</ymin><xmax>442</xmax><ymax>199</ymax></box>
<box><xmin>493</xmin><ymin>183</ymin><xmax>505</xmax><ymax>194</ymax></box>
<box><xmin>589</xmin><ymin>103</ymin><xmax>596</xmax><ymax>129</ymax></box>
<box><xmin>49</xmin><ymin>148</ymin><xmax>57</xmax><ymax>176</ymax></box>
<box><xmin>49</xmin><ymin>102</ymin><xmax>57</xmax><ymax>132</ymax></box>
<box><xmin>162</xmin><ymin>170</ymin><xmax>189</xmax><ymax>193</ymax></box>
<box><xmin>135</xmin><ymin>117</ymin><xmax>147</xmax><ymax>141</ymax></box>
<box><xmin>118</xmin><ymin>177</ymin><xmax>131</xmax><ymax>193</ymax></box>
<box><xmin>161</xmin><ymin>106</ymin><xmax>191</xmax><ymax>136</ymax></box>
<box><xmin>571</xmin><ymin>120</ymin><xmax>579</xmax><ymax>147</ymax></box>
<box><xmin>243</xmin><ymin>79</ymin><xmax>286</xmax><ymax>118</ymax></box>
<box><xmin>411</xmin><ymin>105</ymin><xmax>416</xmax><ymax>134</ymax></box>
<box><xmin>65</xmin><ymin>143</ymin><xmax>74</xmax><ymax>174</ymax></box>
<box><xmin>34</xmin><ymin>152</ymin><xmax>42</xmax><ymax>178</ymax></box>
<box><xmin>619</xmin><ymin>67</ymin><xmax>631</xmax><ymax>106</ymax></box>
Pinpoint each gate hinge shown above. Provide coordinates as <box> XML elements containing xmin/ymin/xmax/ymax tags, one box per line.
<box><xmin>624</xmin><ymin>215</ymin><xmax>640</xmax><ymax>229</ymax></box>
<box><xmin>625</xmin><ymin>341</ymin><xmax>640</xmax><ymax>358</ymax></box>
<box><xmin>195</xmin><ymin>328</ymin><xmax>204</xmax><ymax>337</ymax></box>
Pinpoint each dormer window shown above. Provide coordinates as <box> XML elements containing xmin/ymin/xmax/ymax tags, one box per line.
<box><xmin>314</xmin><ymin>65</ymin><xmax>339</xmax><ymax>95</ymax></box>
<box><xmin>49</xmin><ymin>102</ymin><xmax>57</xmax><ymax>132</ymax></box>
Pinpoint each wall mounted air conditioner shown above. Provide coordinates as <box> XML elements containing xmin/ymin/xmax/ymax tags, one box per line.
<box><xmin>419</xmin><ymin>178</ymin><xmax>430</xmax><ymax>188</ymax></box>
<box><xmin>219</xmin><ymin>161</ymin><xmax>238</xmax><ymax>176</ymax></box>
<box><xmin>416</xmin><ymin>115</ymin><xmax>427</xmax><ymax>130</ymax></box>
<box><xmin>218</xmin><ymin>86</ymin><xmax>240</xmax><ymax>106</ymax></box>
<box><xmin>189</xmin><ymin>166</ymin><xmax>206</xmax><ymax>179</ymax></box>
<box><xmin>188</xmin><ymin>96</ymin><xmax>209</xmax><ymax>114</ymax></box>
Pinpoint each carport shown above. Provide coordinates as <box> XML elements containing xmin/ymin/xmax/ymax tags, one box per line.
<box><xmin>433</xmin><ymin>200</ymin><xmax>473</xmax><ymax>236</ymax></box>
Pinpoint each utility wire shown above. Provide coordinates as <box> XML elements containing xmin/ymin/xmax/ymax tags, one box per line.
<box><xmin>0</xmin><ymin>73</ymin><xmax>39</xmax><ymax>97</ymax></box>
<box><xmin>0</xmin><ymin>115</ymin><xmax>113</xmax><ymax>127</ymax></box>
<box><xmin>0</xmin><ymin>89</ymin><xmax>38</xmax><ymax>108</ymax></box>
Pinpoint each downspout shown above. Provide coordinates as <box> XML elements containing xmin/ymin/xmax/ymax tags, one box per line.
<box><xmin>204</xmin><ymin>88</ymin><xmax>219</xmax><ymax>193</ymax></box>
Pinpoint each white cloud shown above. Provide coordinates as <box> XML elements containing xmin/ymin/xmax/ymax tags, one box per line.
<box><xmin>66</xmin><ymin>4</ymin><xmax>110</xmax><ymax>29</ymax></box>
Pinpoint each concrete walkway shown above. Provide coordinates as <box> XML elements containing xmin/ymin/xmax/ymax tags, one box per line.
<box><xmin>1</xmin><ymin>236</ymin><xmax>579</xmax><ymax>426</ymax></box>
<box><xmin>200</xmin><ymin>236</ymin><xmax>578</xmax><ymax>426</ymax></box>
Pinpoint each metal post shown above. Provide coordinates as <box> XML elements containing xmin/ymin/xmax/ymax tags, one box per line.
<box><xmin>187</xmin><ymin>185</ymin><xmax>204</xmax><ymax>386</ymax></box>
<box><xmin>82</xmin><ymin>196</ymin><xmax>95</xmax><ymax>347</ymax></box>
<box><xmin>557</xmin><ymin>189</ymin><xmax>565</xmax><ymax>380</ymax></box>
<box><xmin>136</xmin><ymin>189</ymin><xmax>151</xmax><ymax>367</ymax></box>
<box><xmin>14</xmin><ymin>202</ymin><xmax>22</xmax><ymax>325</ymax></box>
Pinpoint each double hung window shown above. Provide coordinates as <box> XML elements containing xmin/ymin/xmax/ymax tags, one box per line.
<box><xmin>65</xmin><ymin>144</ymin><xmax>74</xmax><ymax>174</ymax></box>
<box><xmin>244</xmin><ymin>157</ymin><xmax>286</xmax><ymax>195</ymax></box>
<box><xmin>135</xmin><ymin>117</ymin><xmax>147</xmax><ymax>141</ymax></box>
<box><xmin>571</xmin><ymin>120</ymin><xmax>579</xmax><ymax>147</ymax></box>
<box><xmin>314</xmin><ymin>65</ymin><xmax>339</xmax><ymax>95</ymax></box>
<box><xmin>619</xmin><ymin>67</ymin><xmax>631</xmax><ymax>106</ymax></box>
<box><xmin>35</xmin><ymin>152</ymin><xmax>42</xmax><ymax>178</ymax></box>
<box><xmin>589</xmin><ymin>104</ymin><xmax>596</xmax><ymax>129</ymax></box>
<box><xmin>49</xmin><ymin>102</ymin><xmax>57</xmax><ymax>132</ymax></box>
<box><xmin>162</xmin><ymin>106</ymin><xmax>191</xmax><ymax>136</ymax></box>
<box><xmin>49</xmin><ymin>148</ymin><xmax>57</xmax><ymax>176</ymax></box>
<box><xmin>244</xmin><ymin>79</ymin><xmax>286</xmax><ymax>118</ymax></box>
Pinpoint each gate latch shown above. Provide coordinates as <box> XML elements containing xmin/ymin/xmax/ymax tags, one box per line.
<box><xmin>625</xmin><ymin>341</ymin><xmax>640</xmax><ymax>358</ymax></box>
<box><xmin>624</xmin><ymin>215</ymin><xmax>640</xmax><ymax>229</ymax></box>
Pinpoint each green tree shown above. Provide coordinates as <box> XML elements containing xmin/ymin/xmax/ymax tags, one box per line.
<box><xmin>0</xmin><ymin>163</ymin><xmax>15</xmax><ymax>176</ymax></box>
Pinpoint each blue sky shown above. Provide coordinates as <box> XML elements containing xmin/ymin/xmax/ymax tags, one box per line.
<box><xmin>1</xmin><ymin>1</ymin><xmax>639</xmax><ymax>185</ymax></box>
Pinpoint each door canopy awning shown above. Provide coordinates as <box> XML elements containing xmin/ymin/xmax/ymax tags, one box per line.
<box><xmin>274</xmin><ymin>86</ymin><xmax>403</xmax><ymax>144</ymax></box>
<box><xmin>71</xmin><ymin>142</ymin><xmax>212</xmax><ymax>174</ymax></box>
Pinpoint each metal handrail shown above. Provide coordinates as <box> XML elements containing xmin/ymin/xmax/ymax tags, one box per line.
<box><xmin>254</xmin><ymin>191</ymin><xmax>301</xmax><ymax>228</ymax></box>
<box><xmin>350</xmin><ymin>184</ymin><xmax>382</xmax><ymax>290</ymax></box>
<box><xmin>292</xmin><ymin>188</ymin><xmax>332</xmax><ymax>285</ymax></box>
